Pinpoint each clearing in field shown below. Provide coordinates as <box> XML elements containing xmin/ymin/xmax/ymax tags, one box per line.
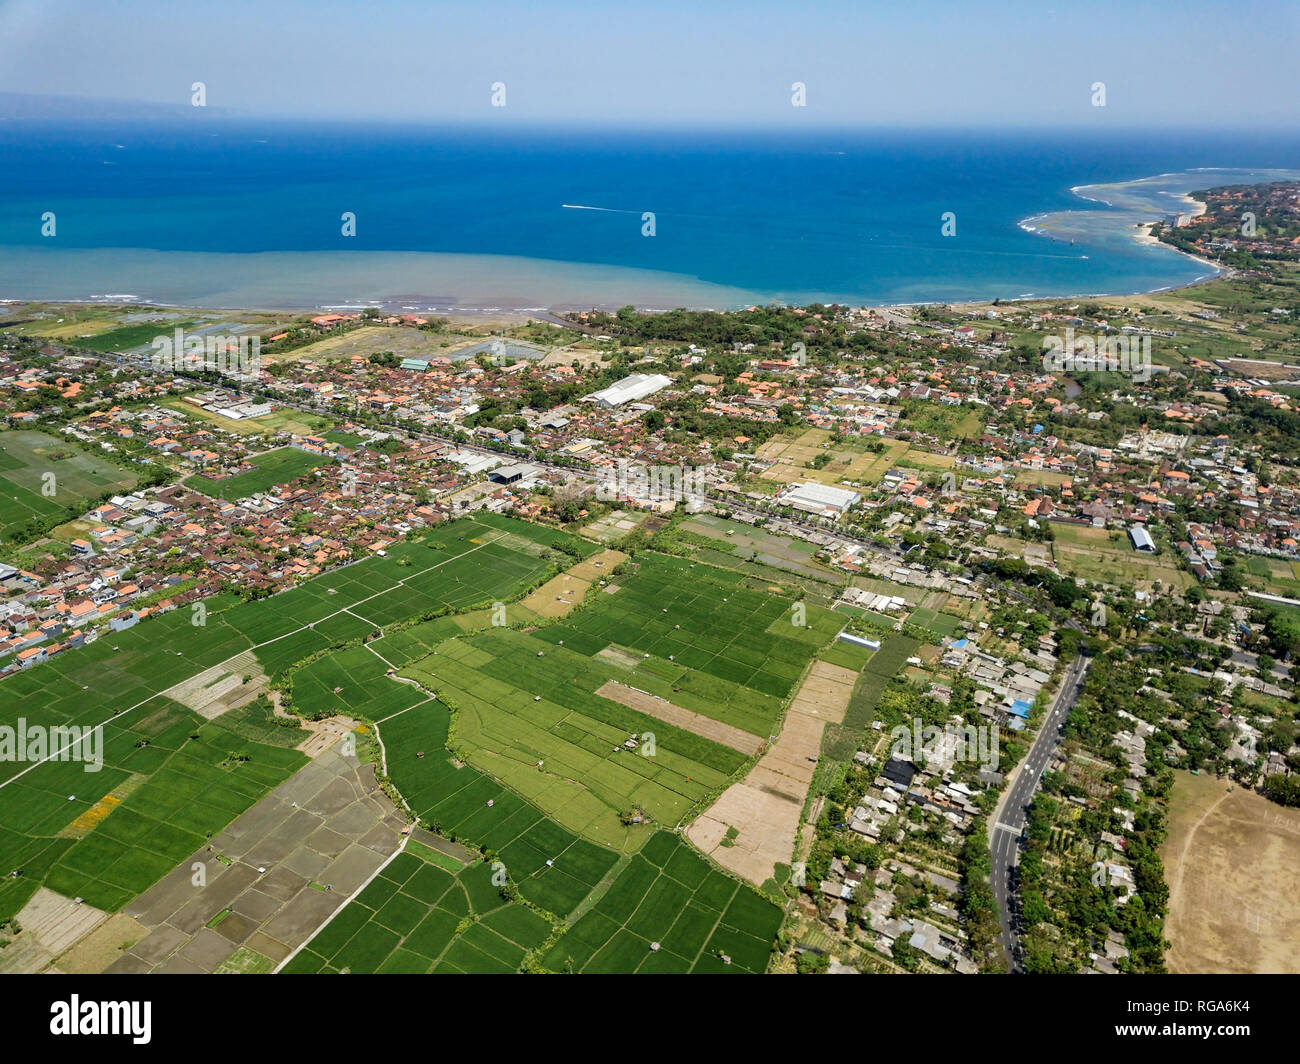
<box><xmin>517</xmin><ymin>548</ymin><xmax>626</xmax><ymax>618</ymax></box>
<box><xmin>0</xmin><ymin>430</ymin><xmax>139</xmax><ymax>540</ymax></box>
<box><xmin>687</xmin><ymin>660</ymin><xmax>857</xmax><ymax>886</ymax></box>
<box><xmin>595</xmin><ymin>681</ymin><xmax>765</xmax><ymax>755</ymax></box>
<box><xmin>1049</xmin><ymin>522</ymin><xmax>1191</xmax><ymax>590</ymax></box>
<box><xmin>757</xmin><ymin>428</ymin><xmax>907</xmax><ymax>488</ymax></box>
<box><xmin>161</xmin><ymin>649</ymin><xmax>268</xmax><ymax>719</ymax></box>
<box><xmin>1161</xmin><ymin>770</ymin><xmax>1300</xmax><ymax>974</ymax></box>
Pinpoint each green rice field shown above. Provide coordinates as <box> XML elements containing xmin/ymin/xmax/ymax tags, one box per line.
<box><xmin>0</xmin><ymin>430</ymin><xmax>140</xmax><ymax>540</ymax></box>
<box><xmin>183</xmin><ymin>446</ymin><xmax>337</xmax><ymax>499</ymax></box>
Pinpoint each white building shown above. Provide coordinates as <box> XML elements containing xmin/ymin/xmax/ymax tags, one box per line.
<box><xmin>782</xmin><ymin>481</ymin><xmax>860</xmax><ymax>517</ymax></box>
<box><xmin>584</xmin><ymin>373</ymin><xmax>672</xmax><ymax>409</ymax></box>
<box><xmin>1128</xmin><ymin>525</ymin><xmax>1155</xmax><ymax>552</ymax></box>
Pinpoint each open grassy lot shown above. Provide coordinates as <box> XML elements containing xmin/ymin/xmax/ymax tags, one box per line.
<box><xmin>1161</xmin><ymin>770</ymin><xmax>1300</xmax><ymax>974</ymax></box>
<box><xmin>0</xmin><ymin>430</ymin><xmax>139</xmax><ymax>540</ymax></box>
<box><xmin>541</xmin><ymin>831</ymin><xmax>780</xmax><ymax>973</ymax></box>
<box><xmin>159</xmin><ymin>398</ymin><xmax>336</xmax><ymax>439</ymax></box>
<box><xmin>1049</xmin><ymin>522</ymin><xmax>1192</xmax><ymax>589</ymax></box>
<box><xmin>897</xmin><ymin>447</ymin><xmax>957</xmax><ymax>472</ymax></box>
<box><xmin>283</xmin><ymin>845</ymin><xmax>559</xmax><ymax>974</ymax></box>
<box><xmin>73</xmin><ymin>320</ymin><xmax>202</xmax><ymax>353</ymax></box>
<box><xmin>265</xmin><ymin>324</ymin><xmax>476</xmax><ymax>365</ymax></box>
<box><xmin>1013</xmin><ymin>469</ymin><xmax>1074</xmax><ymax>490</ymax></box>
<box><xmin>757</xmin><ymin>428</ymin><xmax>909</xmax><ymax>488</ymax></box>
<box><xmin>183</xmin><ymin>446</ymin><xmax>338</xmax><ymax>499</ymax></box>
<box><xmin>907</xmin><ymin>606</ymin><xmax>964</xmax><ymax>638</ymax></box>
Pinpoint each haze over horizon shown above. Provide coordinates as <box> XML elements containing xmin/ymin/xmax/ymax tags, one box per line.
<box><xmin>0</xmin><ymin>0</ymin><xmax>1296</xmax><ymax>129</ymax></box>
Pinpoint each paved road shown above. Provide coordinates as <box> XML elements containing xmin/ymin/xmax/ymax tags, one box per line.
<box><xmin>988</xmin><ymin>653</ymin><xmax>1090</xmax><ymax>971</ymax></box>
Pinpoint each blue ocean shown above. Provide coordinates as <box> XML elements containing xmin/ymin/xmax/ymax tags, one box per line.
<box><xmin>1</xmin><ymin>120</ymin><xmax>1299</xmax><ymax>309</ymax></box>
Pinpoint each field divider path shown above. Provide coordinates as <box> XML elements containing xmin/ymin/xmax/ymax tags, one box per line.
<box><xmin>273</xmin><ymin>833</ymin><xmax>411</xmax><ymax>974</ymax></box>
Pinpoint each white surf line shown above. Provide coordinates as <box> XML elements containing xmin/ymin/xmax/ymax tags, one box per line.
<box><xmin>0</xmin><ymin>532</ymin><xmax>506</xmax><ymax>790</ymax></box>
<box><xmin>273</xmin><ymin>832</ymin><xmax>410</xmax><ymax>974</ymax></box>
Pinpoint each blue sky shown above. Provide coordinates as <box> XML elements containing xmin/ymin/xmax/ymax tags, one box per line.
<box><xmin>1</xmin><ymin>0</ymin><xmax>1296</xmax><ymax>127</ymax></box>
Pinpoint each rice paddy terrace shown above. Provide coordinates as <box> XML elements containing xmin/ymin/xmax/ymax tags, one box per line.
<box><xmin>1</xmin><ymin>512</ymin><xmax>851</xmax><ymax>972</ymax></box>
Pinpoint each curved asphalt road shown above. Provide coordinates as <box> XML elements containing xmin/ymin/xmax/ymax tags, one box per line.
<box><xmin>988</xmin><ymin>653</ymin><xmax>1090</xmax><ymax>971</ymax></box>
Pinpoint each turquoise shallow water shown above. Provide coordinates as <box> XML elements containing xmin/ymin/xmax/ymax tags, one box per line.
<box><xmin>1</xmin><ymin>121</ymin><xmax>1298</xmax><ymax>309</ymax></box>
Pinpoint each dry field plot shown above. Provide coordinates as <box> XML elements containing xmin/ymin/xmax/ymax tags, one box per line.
<box><xmin>897</xmin><ymin>448</ymin><xmax>956</xmax><ymax>472</ymax></box>
<box><xmin>757</xmin><ymin>430</ymin><xmax>907</xmax><ymax>488</ymax></box>
<box><xmin>687</xmin><ymin>661</ymin><xmax>857</xmax><ymax>885</ymax></box>
<box><xmin>1161</xmin><ymin>770</ymin><xmax>1300</xmax><ymax>974</ymax></box>
<box><xmin>161</xmin><ymin>649</ymin><xmax>268</xmax><ymax>719</ymax></box>
<box><xmin>267</xmin><ymin>325</ymin><xmax>476</xmax><ymax>364</ymax></box>
<box><xmin>1050</xmin><ymin>524</ymin><xmax>1191</xmax><ymax>590</ymax></box>
<box><xmin>1012</xmin><ymin>469</ymin><xmax>1073</xmax><ymax>489</ymax></box>
<box><xmin>595</xmin><ymin>680</ymin><xmax>763</xmax><ymax>755</ymax></box>
<box><xmin>518</xmin><ymin>549</ymin><xmax>626</xmax><ymax>618</ymax></box>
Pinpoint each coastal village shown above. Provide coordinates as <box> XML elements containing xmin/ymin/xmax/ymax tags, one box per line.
<box><xmin>1</xmin><ymin>181</ymin><xmax>1299</xmax><ymax>975</ymax></box>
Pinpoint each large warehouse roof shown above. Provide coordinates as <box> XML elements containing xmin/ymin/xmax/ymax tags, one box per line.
<box><xmin>1128</xmin><ymin>524</ymin><xmax>1155</xmax><ymax>551</ymax></box>
<box><xmin>782</xmin><ymin>481</ymin><xmax>861</xmax><ymax>515</ymax></box>
<box><xmin>584</xmin><ymin>373</ymin><xmax>672</xmax><ymax>408</ymax></box>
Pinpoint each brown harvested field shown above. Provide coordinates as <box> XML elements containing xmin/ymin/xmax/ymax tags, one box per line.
<box><xmin>54</xmin><ymin>913</ymin><xmax>148</xmax><ymax>974</ymax></box>
<box><xmin>1216</xmin><ymin>357</ymin><xmax>1300</xmax><ymax>380</ymax></box>
<box><xmin>687</xmin><ymin>660</ymin><xmax>856</xmax><ymax>885</ymax></box>
<box><xmin>267</xmin><ymin>325</ymin><xmax>478</xmax><ymax>364</ymax></box>
<box><xmin>0</xmin><ymin>888</ymin><xmax>113</xmax><ymax>973</ymax></box>
<box><xmin>162</xmin><ymin>649</ymin><xmax>268</xmax><ymax>719</ymax></box>
<box><xmin>595</xmin><ymin>680</ymin><xmax>763</xmax><ymax>755</ymax></box>
<box><xmin>539</xmin><ymin>345</ymin><xmax>607</xmax><ymax>369</ymax></box>
<box><xmin>518</xmin><ymin>548</ymin><xmax>626</xmax><ymax>618</ymax></box>
<box><xmin>1161</xmin><ymin>770</ymin><xmax>1300</xmax><ymax>974</ymax></box>
<box><xmin>757</xmin><ymin>429</ymin><xmax>908</xmax><ymax>488</ymax></box>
